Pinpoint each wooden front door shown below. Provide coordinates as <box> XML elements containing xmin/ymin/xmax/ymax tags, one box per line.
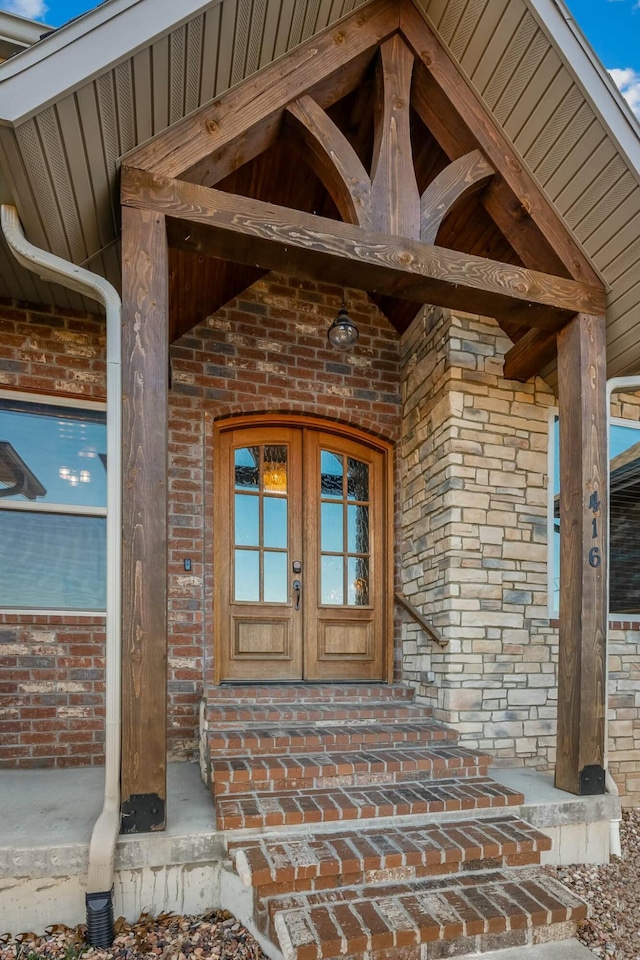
<box><xmin>215</xmin><ymin>421</ymin><xmax>389</xmax><ymax>682</ymax></box>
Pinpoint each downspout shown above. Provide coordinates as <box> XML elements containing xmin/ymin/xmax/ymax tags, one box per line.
<box><xmin>603</xmin><ymin>375</ymin><xmax>640</xmax><ymax>858</ymax></box>
<box><xmin>1</xmin><ymin>205</ymin><xmax>122</xmax><ymax>944</ymax></box>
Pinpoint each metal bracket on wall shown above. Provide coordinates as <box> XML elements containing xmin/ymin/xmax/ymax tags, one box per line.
<box><xmin>579</xmin><ymin>764</ymin><xmax>606</xmax><ymax>796</ymax></box>
<box><xmin>120</xmin><ymin>793</ymin><xmax>166</xmax><ymax>833</ymax></box>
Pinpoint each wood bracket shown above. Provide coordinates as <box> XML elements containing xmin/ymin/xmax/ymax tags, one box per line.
<box><xmin>285</xmin><ymin>95</ymin><xmax>372</xmax><ymax>228</ymax></box>
<box><xmin>420</xmin><ymin>149</ymin><xmax>494</xmax><ymax>244</ymax></box>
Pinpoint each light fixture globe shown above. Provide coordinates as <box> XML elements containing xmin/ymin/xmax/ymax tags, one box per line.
<box><xmin>327</xmin><ymin>304</ymin><xmax>359</xmax><ymax>351</ymax></box>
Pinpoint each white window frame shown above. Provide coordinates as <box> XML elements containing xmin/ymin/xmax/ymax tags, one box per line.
<box><xmin>0</xmin><ymin>389</ymin><xmax>107</xmax><ymax>617</ymax></box>
<box><xmin>548</xmin><ymin>406</ymin><xmax>640</xmax><ymax>623</ymax></box>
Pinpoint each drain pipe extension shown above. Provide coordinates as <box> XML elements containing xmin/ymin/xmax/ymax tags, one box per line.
<box><xmin>604</xmin><ymin>375</ymin><xmax>640</xmax><ymax>859</ymax></box>
<box><xmin>1</xmin><ymin>205</ymin><xmax>122</xmax><ymax>944</ymax></box>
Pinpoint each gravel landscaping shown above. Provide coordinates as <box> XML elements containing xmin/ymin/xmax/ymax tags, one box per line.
<box><xmin>546</xmin><ymin>809</ymin><xmax>639</xmax><ymax>960</ymax></box>
<box><xmin>1</xmin><ymin>811</ymin><xmax>638</xmax><ymax>960</ymax></box>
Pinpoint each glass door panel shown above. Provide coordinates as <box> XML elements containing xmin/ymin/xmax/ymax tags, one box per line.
<box><xmin>319</xmin><ymin>450</ymin><xmax>371</xmax><ymax>607</ymax></box>
<box><xmin>233</xmin><ymin>445</ymin><xmax>288</xmax><ymax>603</ymax></box>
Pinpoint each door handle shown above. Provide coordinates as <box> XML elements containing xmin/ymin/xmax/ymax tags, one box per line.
<box><xmin>293</xmin><ymin>579</ymin><xmax>301</xmax><ymax>610</ymax></box>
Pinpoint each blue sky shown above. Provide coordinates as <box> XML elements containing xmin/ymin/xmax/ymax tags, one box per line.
<box><xmin>1</xmin><ymin>0</ymin><xmax>639</xmax><ymax>117</ymax></box>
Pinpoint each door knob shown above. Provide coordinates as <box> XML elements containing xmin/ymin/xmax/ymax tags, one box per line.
<box><xmin>293</xmin><ymin>579</ymin><xmax>301</xmax><ymax>610</ymax></box>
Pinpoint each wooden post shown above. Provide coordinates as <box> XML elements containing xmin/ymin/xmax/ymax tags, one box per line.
<box><xmin>555</xmin><ymin>313</ymin><xmax>607</xmax><ymax>796</ymax></box>
<box><xmin>120</xmin><ymin>205</ymin><xmax>169</xmax><ymax>832</ymax></box>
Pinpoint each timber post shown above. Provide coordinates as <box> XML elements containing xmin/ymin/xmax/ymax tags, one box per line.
<box><xmin>555</xmin><ymin>313</ymin><xmax>607</xmax><ymax>796</ymax></box>
<box><xmin>120</xmin><ymin>205</ymin><xmax>169</xmax><ymax>832</ymax></box>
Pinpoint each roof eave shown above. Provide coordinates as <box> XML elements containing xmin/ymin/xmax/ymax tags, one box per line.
<box><xmin>0</xmin><ymin>0</ymin><xmax>222</xmax><ymax>127</ymax></box>
<box><xmin>525</xmin><ymin>0</ymin><xmax>640</xmax><ymax>181</ymax></box>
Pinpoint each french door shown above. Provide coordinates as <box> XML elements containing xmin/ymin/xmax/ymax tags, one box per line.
<box><xmin>214</xmin><ymin>421</ymin><xmax>390</xmax><ymax>681</ymax></box>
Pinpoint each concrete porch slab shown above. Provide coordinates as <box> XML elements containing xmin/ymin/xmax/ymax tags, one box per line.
<box><xmin>490</xmin><ymin>767</ymin><xmax>621</xmax><ymax>864</ymax></box>
<box><xmin>0</xmin><ymin>763</ymin><xmax>619</xmax><ymax>936</ymax></box>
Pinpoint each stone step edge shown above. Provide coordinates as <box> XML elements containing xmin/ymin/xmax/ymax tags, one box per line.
<box><xmin>207</xmin><ymin>722</ymin><xmax>458</xmax><ymax>757</ymax></box>
<box><xmin>269</xmin><ymin>872</ymin><xmax>588</xmax><ymax>960</ymax></box>
<box><xmin>204</xmin><ymin>702</ymin><xmax>433</xmax><ymax>726</ymax></box>
<box><xmin>229</xmin><ymin>815</ymin><xmax>553</xmax><ymax>888</ymax></box>
<box><xmin>213</xmin><ymin>763</ymin><xmax>490</xmax><ymax>797</ymax></box>
<box><xmin>215</xmin><ymin>777</ymin><xmax>525</xmax><ymax>830</ymax></box>
<box><xmin>205</xmin><ymin>683</ymin><xmax>416</xmax><ymax>703</ymax></box>
<box><xmin>211</xmin><ymin>746</ymin><xmax>492</xmax><ymax>786</ymax></box>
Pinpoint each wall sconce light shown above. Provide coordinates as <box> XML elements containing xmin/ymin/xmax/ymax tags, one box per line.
<box><xmin>327</xmin><ymin>300</ymin><xmax>359</xmax><ymax>351</ymax></box>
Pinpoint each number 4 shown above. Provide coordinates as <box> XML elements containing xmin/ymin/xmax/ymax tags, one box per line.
<box><xmin>589</xmin><ymin>491</ymin><xmax>601</xmax><ymax>513</ymax></box>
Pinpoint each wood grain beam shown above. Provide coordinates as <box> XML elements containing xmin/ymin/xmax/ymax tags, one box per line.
<box><xmin>285</xmin><ymin>95</ymin><xmax>372</xmax><ymax>227</ymax></box>
<box><xmin>503</xmin><ymin>327</ymin><xmax>558</xmax><ymax>382</ymax></box>
<box><xmin>401</xmin><ymin>0</ymin><xmax>604</xmax><ymax>291</ymax></box>
<box><xmin>122</xmin><ymin>166</ymin><xmax>606</xmax><ymax>331</ymax></box>
<box><xmin>371</xmin><ymin>34</ymin><xmax>420</xmax><ymax>238</ymax></box>
<box><xmin>123</xmin><ymin>0</ymin><xmax>398</xmax><ymax>185</ymax></box>
<box><xmin>555</xmin><ymin>313</ymin><xmax>607</xmax><ymax>797</ymax></box>
<box><xmin>120</xmin><ymin>206</ymin><xmax>169</xmax><ymax>833</ymax></box>
<box><xmin>420</xmin><ymin>149</ymin><xmax>494</xmax><ymax>244</ymax></box>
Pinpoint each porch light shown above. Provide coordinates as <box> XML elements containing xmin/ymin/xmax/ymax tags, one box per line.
<box><xmin>327</xmin><ymin>301</ymin><xmax>359</xmax><ymax>351</ymax></box>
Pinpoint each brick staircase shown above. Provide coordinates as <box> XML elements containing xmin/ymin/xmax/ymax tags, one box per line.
<box><xmin>202</xmin><ymin>683</ymin><xmax>587</xmax><ymax>960</ymax></box>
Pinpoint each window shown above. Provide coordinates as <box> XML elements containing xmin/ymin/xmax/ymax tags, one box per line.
<box><xmin>0</xmin><ymin>394</ymin><xmax>107</xmax><ymax>612</ymax></box>
<box><xmin>549</xmin><ymin>413</ymin><xmax>640</xmax><ymax>618</ymax></box>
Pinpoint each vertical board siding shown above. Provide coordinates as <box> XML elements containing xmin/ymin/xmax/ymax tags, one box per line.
<box><xmin>15</xmin><ymin>119</ymin><xmax>69</xmax><ymax>259</ymax></box>
<box><xmin>483</xmin><ymin>12</ymin><xmax>538</xmax><ymax>115</ymax></box>
<box><xmin>502</xmin><ymin>49</ymin><xmax>563</xmax><ymax>140</ymax></box>
<box><xmin>37</xmin><ymin>106</ymin><xmax>87</xmax><ymax>263</ymax></box>
<box><xmin>492</xmin><ymin>28</ymin><xmax>548</xmax><ymax>126</ymax></box>
<box><xmin>185</xmin><ymin>16</ymin><xmax>204</xmax><ymax>115</ymax></box>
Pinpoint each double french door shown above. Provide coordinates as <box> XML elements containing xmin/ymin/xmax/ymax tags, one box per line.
<box><xmin>214</xmin><ymin>421</ymin><xmax>390</xmax><ymax>681</ymax></box>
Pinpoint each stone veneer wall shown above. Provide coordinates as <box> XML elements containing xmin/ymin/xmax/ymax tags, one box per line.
<box><xmin>399</xmin><ymin>307</ymin><xmax>640</xmax><ymax>807</ymax></box>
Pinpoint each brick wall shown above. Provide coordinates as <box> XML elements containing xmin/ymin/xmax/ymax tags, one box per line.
<box><xmin>168</xmin><ymin>275</ymin><xmax>402</xmax><ymax>757</ymax></box>
<box><xmin>0</xmin><ymin>277</ymin><xmax>402</xmax><ymax>767</ymax></box>
<box><xmin>3</xmin><ymin>290</ymin><xmax>638</xmax><ymax>801</ymax></box>
<box><xmin>0</xmin><ymin>305</ymin><xmax>107</xmax><ymax>767</ymax></box>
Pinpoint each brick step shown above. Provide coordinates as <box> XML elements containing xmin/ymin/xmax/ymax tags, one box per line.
<box><xmin>229</xmin><ymin>815</ymin><xmax>553</xmax><ymax>896</ymax></box>
<box><xmin>205</xmin><ymin>700</ymin><xmax>431</xmax><ymax>726</ymax></box>
<box><xmin>212</xmin><ymin>746</ymin><xmax>490</xmax><ymax>796</ymax></box>
<box><xmin>215</xmin><ymin>776</ymin><xmax>523</xmax><ymax>830</ymax></box>
<box><xmin>208</xmin><ymin>719</ymin><xmax>457</xmax><ymax>758</ymax></box>
<box><xmin>265</xmin><ymin>869</ymin><xmax>587</xmax><ymax>960</ymax></box>
<box><xmin>207</xmin><ymin>683</ymin><xmax>415</xmax><ymax>704</ymax></box>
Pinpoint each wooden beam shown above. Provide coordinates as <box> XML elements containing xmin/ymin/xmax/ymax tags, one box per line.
<box><xmin>401</xmin><ymin>0</ymin><xmax>604</xmax><ymax>290</ymax></box>
<box><xmin>121</xmin><ymin>165</ymin><xmax>606</xmax><ymax>330</ymax></box>
<box><xmin>371</xmin><ymin>34</ymin><xmax>420</xmax><ymax>238</ymax></box>
<box><xmin>555</xmin><ymin>313</ymin><xmax>607</xmax><ymax>797</ymax></box>
<box><xmin>120</xmin><ymin>205</ymin><xmax>169</xmax><ymax>833</ymax></box>
<box><xmin>503</xmin><ymin>327</ymin><xmax>558</xmax><ymax>382</ymax></box>
<box><xmin>420</xmin><ymin>149</ymin><xmax>494</xmax><ymax>244</ymax></box>
<box><xmin>285</xmin><ymin>95</ymin><xmax>372</xmax><ymax>227</ymax></box>
<box><xmin>123</xmin><ymin>0</ymin><xmax>399</xmax><ymax>185</ymax></box>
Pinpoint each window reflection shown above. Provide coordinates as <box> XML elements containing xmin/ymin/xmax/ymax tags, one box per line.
<box><xmin>0</xmin><ymin>400</ymin><xmax>106</xmax><ymax>507</ymax></box>
<box><xmin>235</xmin><ymin>447</ymin><xmax>259</xmax><ymax>491</ymax></box>
<box><xmin>233</xmin><ymin>443</ymin><xmax>288</xmax><ymax>603</ymax></box>
<box><xmin>320</xmin><ymin>449</ymin><xmax>370</xmax><ymax>606</ymax></box>
<box><xmin>321</xmin><ymin>450</ymin><xmax>343</xmax><ymax>498</ymax></box>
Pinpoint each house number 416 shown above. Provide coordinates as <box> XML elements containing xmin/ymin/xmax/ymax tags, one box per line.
<box><xmin>588</xmin><ymin>490</ymin><xmax>601</xmax><ymax>568</ymax></box>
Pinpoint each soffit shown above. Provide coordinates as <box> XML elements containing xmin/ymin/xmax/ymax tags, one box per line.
<box><xmin>0</xmin><ymin>0</ymin><xmax>638</xmax><ymax>378</ymax></box>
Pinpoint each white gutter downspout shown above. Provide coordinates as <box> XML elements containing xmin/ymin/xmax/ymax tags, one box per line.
<box><xmin>604</xmin><ymin>375</ymin><xmax>640</xmax><ymax>858</ymax></box>
<box><xmin>1</xmin><ymin>205</ymin><xmax>122</xmax><ymax>943</ymax></box>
